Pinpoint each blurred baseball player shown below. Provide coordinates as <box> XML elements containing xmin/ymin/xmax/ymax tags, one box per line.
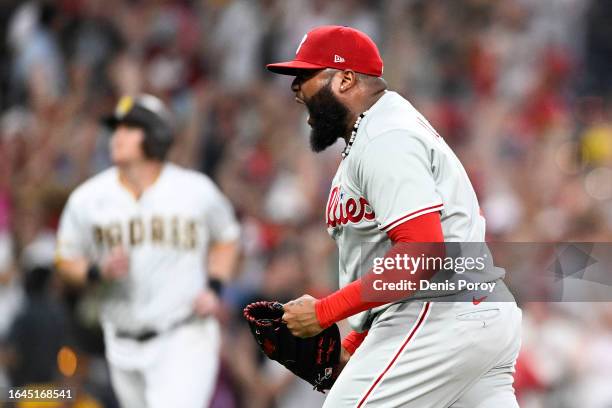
<box><xmin>269</xmin><ymin>26</ymin><xmax>522</xmax><ymax>407</ymax></box>
<box><xmin>55</xmin><ymin>94</ymin><xmax>240</xmax><ymax>408</ymax></box>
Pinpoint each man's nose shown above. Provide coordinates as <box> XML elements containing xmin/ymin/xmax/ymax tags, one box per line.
<box><xmin>291</xmin><ymin>78</ymin><xmax>300</xmax><ymax>93</ymax></box>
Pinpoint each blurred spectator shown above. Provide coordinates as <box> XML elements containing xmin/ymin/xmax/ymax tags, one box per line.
<box><xmin>7</xmin><ymin>1</ymin><xmax>66</xmax><ymax>108</ymax></box>
<box><xmin>5</xmin><ymin>264</ymin><xmax>70</xmax><ymax>387</ymax></box>
<box><xmin>583</xmin><ymin>0</ymin><xmax>612</xmax><ymax>98</ymax></box>
<box><xmin>0</xmin><ymin>231</ymin><xmax>23</xmax><ymax>390</ymax></box>
<box><xmin>210</xmin><ymin>0</ymin><xmax>264</xmax><ymax>91</ymax></box>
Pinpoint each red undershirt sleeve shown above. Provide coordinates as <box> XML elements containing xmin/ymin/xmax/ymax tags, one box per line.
<box><xmin>315</xmin><ymin>211</ymin><xmax>444</xmax><ymax>329</ymax></box>
<box><xmin>342</xmin><ymin>330</ymin><xmax>369</xmax><ymax>355</ymax></box>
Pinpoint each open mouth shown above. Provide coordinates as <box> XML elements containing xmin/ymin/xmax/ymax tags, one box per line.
<box><xmin>295</xmin><ymin>97</ymin><xmax>312</xmax><ymax>126</ymax></box>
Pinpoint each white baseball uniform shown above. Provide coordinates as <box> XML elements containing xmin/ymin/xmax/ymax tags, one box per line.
<box><xmin>56</xmin><ymin>163</ymin><xmax>240</xmax><ymax>408</ymax></box>
<box><xmin>322</xmin><ymin>91</ymin><xmax>521</xmax><ymax>407</ymax></box>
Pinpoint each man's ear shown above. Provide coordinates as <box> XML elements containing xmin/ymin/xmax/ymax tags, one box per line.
<box><xmin>338</xmin><ymin>70</ymin><xmax>357</xmax><ymax>93</ymax></box>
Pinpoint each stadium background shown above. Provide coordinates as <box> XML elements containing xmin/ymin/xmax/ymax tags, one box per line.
<box><xmin>1</xmin><ymin>0</ymin><xmax>611</xmax><ymax>407</ymax></box>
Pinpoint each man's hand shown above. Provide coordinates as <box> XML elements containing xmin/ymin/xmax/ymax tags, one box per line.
<box><xmin>56</xmin><ymin>247</ymin><xmax>129</xmax><ymax>287</ymax></box>
<box><xmin>282</xmin><ymin>294</ymin><xmax>323</xmax><ymax>338</ymax></box>
<box><xmin>100</xmin><ymin>246</ymin><xmax>130</xmax><ymax>280</ymax></box>
<box><xmin>193</xmin><ymin>289</ymin><xmax>221</xmax><ymax>317</ymax></box>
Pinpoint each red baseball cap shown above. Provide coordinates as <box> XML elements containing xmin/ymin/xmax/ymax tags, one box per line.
<box><xmin>266</xmin><ymin>25</ymin><xmax>383</xmax><ymax>77</ymax></box>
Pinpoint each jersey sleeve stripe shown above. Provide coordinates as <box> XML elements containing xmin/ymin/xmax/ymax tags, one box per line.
<box><xmin>356</xmin><ymin>301</ymin><xmax>432</xmax><ymax>407</ymax></box>
<box><xmin>416</xmin><ymin>115</ymin><xmax>441</xmax><ymax>139</ymax></box>
<box><xmin>379</xmin><ymin>203</ymin><xmax>444</xmax><ymax>232</ymax></box>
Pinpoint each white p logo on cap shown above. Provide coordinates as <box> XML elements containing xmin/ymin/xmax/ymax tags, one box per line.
<box><xmin>296</xmin><ymin>34</ymin><xmax>308</xmax><ymax>55</ymax></box>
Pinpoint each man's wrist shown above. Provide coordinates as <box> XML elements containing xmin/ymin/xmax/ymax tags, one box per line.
<box><xmin>208</xmin><ymin>277</ymin><xmax>224</xmax><ymax>296</ymax></box>
<box><xmin>314</xmin><ymin>298</ymin><xmax>333</xmax><ymax>329</ymax></box>
<box><xmin>341</xmin><ymin>330</ymin><xmax>369</xmax><ymax>356</ymax></box>
<box><xmin>87</xmin><ymin>263</ymin><xmax>102</xmax><ymax>283</ymax></box>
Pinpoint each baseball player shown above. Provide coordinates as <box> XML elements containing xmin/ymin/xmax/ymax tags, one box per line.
<box><xmin>55</xmin><ymin>94</ymin><xmax>240</xmax><ymax>408</ymax></box>
<box><xmin>268</xmin><ymin>26</ymin><xmax>522</xmax><ymax>407</ymax></box>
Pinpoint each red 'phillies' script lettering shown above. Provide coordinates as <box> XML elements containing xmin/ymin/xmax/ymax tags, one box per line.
<box><xmin>326</xmin><ymin>186</ymin><xmax>375</xmax><ymax>227</ymax></box>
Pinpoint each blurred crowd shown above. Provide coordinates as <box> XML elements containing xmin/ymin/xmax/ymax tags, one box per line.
<box><xmin>1</xmin><ymin>0</ymin><xmax>611</xmax><ymax>407</ymax></box>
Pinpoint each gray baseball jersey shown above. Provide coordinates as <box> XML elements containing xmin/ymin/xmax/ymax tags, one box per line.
<box><xmin>57</xmin><ymin>163</ymin><xmax>240</xmax><ymax>336</ymax></box>
<box><xmin>325</xmin><ymin>91</ymin><xmax>504</xmax><ymax>331</ymax></box>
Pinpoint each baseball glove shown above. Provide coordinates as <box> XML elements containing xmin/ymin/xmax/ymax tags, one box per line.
<box><xmin>243</xmin><ymin>301</ymin><xmax>341</xmax><ymax>392</ymax></box>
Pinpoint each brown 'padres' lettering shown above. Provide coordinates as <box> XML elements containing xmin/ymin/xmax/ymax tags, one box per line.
<box><xmin>92</xmin><ymin>216</ymin><xmax>199</xmax><ymax>249</ymax></box>
<box><xmin>185</xmin><ymin>220</ymin><xmax>197</xmax><ymax>249</ymax></box>
<box><xmin>151</xmin><ymin>216</ymin><xmax>164</xmax><ymax>243</ymax></box>
<box><xmin>171</xmin><ymin>216</ymin><xmax>180</xmax><ymax>248</ymax></box>
<box><xmin>93</xmin><ymin>226</ymin><xmax>104</xmax><ymax>246</ymax></box>
<box><xmin>106</xmin><ymin>223</ymin><xmax>123</xmax><ymax>247</ymax></box>
<box><xmin>130</xmin><ymin>218</ymin><xmax>144</xmax><ymax>246</ymax></box>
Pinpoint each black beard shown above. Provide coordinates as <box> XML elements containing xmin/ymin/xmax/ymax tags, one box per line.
<box><xmin>305</xmin><ymin>81</ymin><xmax>351</xmax><ymax>152</ymax></box>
